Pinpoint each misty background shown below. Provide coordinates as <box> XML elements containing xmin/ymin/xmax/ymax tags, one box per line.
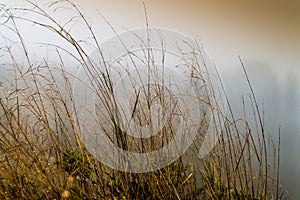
<box><xmin>1</xmin><ymin>0</ymin><xmax>299</xmax><ymax>198</ymax></box>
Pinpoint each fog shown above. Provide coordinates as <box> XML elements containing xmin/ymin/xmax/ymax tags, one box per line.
<box><xmin>1</xmin><ymin>0</ymin><xmax>299</xmax><ymax>198</ymax></box>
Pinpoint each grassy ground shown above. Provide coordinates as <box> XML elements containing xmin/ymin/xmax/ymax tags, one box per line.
<box><xmin>0</xmin><ymin>1</ymin><xmax>287</xmax><ymax>199</ymax></box>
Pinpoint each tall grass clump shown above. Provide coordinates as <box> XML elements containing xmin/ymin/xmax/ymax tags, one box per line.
<box><xmin>0</xmin><ymin>1</ymin><xmax>287</xmax><ymax>199</ymax></box>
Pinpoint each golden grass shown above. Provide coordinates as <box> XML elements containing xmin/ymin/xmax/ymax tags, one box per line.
<box><xmin>0</xmin><ymin>1</ymin><xmax>287</xmax><ymax>199</ymax></box>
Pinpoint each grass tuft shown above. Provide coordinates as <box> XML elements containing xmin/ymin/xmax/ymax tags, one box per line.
<box><xmin>0</xmin><ymin>1</ymin><xmax>287</xmax><ymax>199</ymax></box>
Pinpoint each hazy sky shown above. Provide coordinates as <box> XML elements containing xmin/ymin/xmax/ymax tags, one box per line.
<box><xmin>3</xmin><ymin>0</ymin><xmax>299</xmax><ymax>71</ymax></box>
<box><xmin>73</xmin><ymin>0</ymin><xmax>300</xmax><ymax>61</ymax></box>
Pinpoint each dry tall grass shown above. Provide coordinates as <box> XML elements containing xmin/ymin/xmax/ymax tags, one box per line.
<box><xmin>0</xmin><ymin>1</ymin><xmax>287</xmax><ymax>199</ymax></box>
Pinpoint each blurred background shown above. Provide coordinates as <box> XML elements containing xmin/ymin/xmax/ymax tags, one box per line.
<box><xmin>1</xmin><ymin>0</ymin><xmax>299</xmax><ymax>198</ymax></box>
